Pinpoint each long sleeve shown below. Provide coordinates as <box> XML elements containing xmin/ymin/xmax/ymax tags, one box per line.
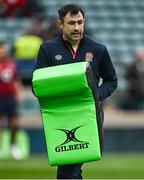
<box><xmin>98</xmin><ymin>47</ymin><xmax>118</xmax><ymax>101</ymax></box>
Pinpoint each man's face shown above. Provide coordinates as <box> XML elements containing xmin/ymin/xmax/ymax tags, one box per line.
<box><xmin>59</xmin><ymin>11</ymin><xmax>85</xmax><ymax>44</ymax></box>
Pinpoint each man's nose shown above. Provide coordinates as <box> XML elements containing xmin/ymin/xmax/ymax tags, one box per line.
<box><xmin>74</xmin><ymin>23</ymin><xmax>80</xmax><ymax>30</ymax></box>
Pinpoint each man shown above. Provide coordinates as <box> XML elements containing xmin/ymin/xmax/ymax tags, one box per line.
<box><xmin>0</xmin><ymin>41</ymin><xmax>23</xmax><ymax>160</ymax></box>
<box><xmin>35</xmin><ymin>4</ymin><xmax>117</xmax><ymax>179</ymax></box>
<box><xmin>125</xmin><ymin>47</ymin><xmax>144</xmax><ymax>110</ymax></box>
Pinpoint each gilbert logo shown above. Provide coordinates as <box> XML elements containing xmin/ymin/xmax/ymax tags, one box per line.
<box><xmin>55</xmin><ymin>54</ymin><xmax>62</xmax><ymax>61</ymax></box>
<box><xmin>55</xmin><ymin>126</ymin><xmax>89</xmax><ymax>152</ymax></box>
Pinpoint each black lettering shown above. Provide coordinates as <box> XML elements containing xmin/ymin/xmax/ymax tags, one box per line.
<box><xmin>79</xmin><ymin>143</ymin><xmax>85</xmax><ymax>149</ymax></box>
<box><xmin>69</xmin><ymin>145</ymin><xmax>74</xmax><ymax>150</ymax></box>
<box><xmin>79</xmin><ymin>142</ymin><xmax>89</xmax><ymax>149</ymax></box>
<box><xmin>55</xmin><ymin>142</ymin><xmax>89</xmax><ymax>152</ymax></box>
<box><xmin>85</xmin><ymin>142</ymin><xmax>89</xmax><ymax>148</ymax></box>
<box><xmin>55</xmin><ymin>146</ymin><xmax>61</xmax><ymax>152</ymax></box>
<box><xmin>63</xmin><ymin>145</ymin><xmax>68</xmax><ymax>151</ymax></box>
<box><xmin>73</xmin><ymin>144</ymin><xmax>79</xmax><ymax>150</ymax></box>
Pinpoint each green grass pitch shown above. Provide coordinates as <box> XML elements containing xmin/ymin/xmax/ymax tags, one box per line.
<box><xmin>0</xmin><ymin>153</ymin><xmax>144</xmax><ymax>179</ymax></box>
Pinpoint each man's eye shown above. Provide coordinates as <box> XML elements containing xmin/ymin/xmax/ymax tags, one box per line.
<box><xmin>78</xmin><ymin>21</ymin><xmax>83</xmax><ymax>24</ymax></box>
<box><xmin>68</xmin><ymin>20</ymin><xmax>84</xmax><ymax>25</ymax></box>
<box><xmin>68</xmin><ymin>22</ymin><xmax>75</xmax><ymax>25</ymax></box>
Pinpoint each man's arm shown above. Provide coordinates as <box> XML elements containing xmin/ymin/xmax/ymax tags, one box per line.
<box><xmin>98</xmin><ymin>46</ymin><xmax>118</xmax><ymax>101</ymax></box>
<box><xmin>14</xmin><ymin>77</ymin><xmax>25</xmax><ymax>103</ymax></box>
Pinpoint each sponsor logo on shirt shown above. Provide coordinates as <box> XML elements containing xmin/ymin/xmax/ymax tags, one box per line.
<box><xmin>55</xmin><ymin>55</ymin><xmax>62</xmax><ymax>61</ymax></box>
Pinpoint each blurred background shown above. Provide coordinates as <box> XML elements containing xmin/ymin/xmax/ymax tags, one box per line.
<box><xmin>0</xmin><ymin>0</ymin><xmax>144</xmax><ymax>179</ymax></box>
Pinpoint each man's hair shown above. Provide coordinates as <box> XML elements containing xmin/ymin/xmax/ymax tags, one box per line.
<box><xmin>58</xmin><ymin>4</ymin><xmax>85</xmax><ymax>22</ymax></box>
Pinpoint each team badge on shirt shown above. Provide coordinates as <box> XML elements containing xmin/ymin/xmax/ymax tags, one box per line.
<box><xmin>0</xmin><ymin>68</ymin><xmax>13</xmax><ymax>83</ymax></box>
<box><xmin>85</xmin><ymin>52</ymin><xmax>93</xmax><ymax>62</ymax></box>
<box><xmin>55</xmin><ymin>55</ymin><xmax>62</xmax><ymax>61</ymax></box>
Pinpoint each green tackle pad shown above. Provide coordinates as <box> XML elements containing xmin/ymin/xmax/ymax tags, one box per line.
<box><xmin>32</xmin><ymin>62</ymin><xmax>101</xmax><ymax>166</ymax></box>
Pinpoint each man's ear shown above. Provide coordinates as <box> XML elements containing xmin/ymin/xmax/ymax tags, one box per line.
<box><xmin>58</xmin><ymin>20</ymin><xmax>63</xmax><ymax>30</ymax></box>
